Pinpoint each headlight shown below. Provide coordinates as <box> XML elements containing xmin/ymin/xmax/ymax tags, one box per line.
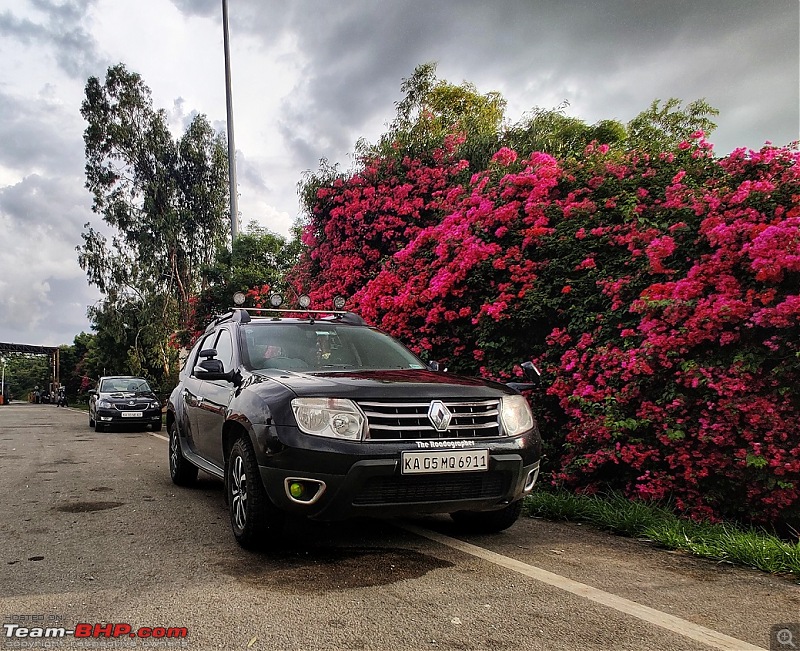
<box><xmin>500</xmin><ymin>395</ymin><xmax>534</xmax><ymax>436</ymax></box>
<box><xmin>291</xmin><ymin>398</ymin><xmax>365</xmax><ymax>441</ymax></box>
<box><xmin>97</xmin><ymin>400</ymin><xmax>112</xmax><ymax>408</ymax></box>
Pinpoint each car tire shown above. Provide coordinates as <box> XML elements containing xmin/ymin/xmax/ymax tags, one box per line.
<box><xmin>450</xmin><ymin>499</ymin><xmax>524</xmax><ymax>533</ymax></box>
<box><xmin>89</xmin><ymin>415</ymin><xmax>95</xmax><ymax>428</ymax></box>
<box><xmin>227</xmin><ymin>436</ymin><xmax>284</xmax><ymax>550</ymax></box>
<box><xmin>152</xmin><ymin>420</ymin><xmax>162</xmax><ymax>433</ymax></box>
<box><xmin>169</xmin><ymin>422</ymin><xmax>197</xmax><ymax>486</ymax></box>
<box><xmin>94</xmin><ymin>421</ymin><xmax>105</xmax><ymax>432</ymax></box>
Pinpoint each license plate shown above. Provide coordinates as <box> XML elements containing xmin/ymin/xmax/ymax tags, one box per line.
<box><xmin>121</xmin><ymin>411</ymin><xmax>143</xmax><ymax>418</ymax></box>
<box><xmin>401</xmin><ymin>449</ymin><xmax>489</xmax><ymax>475</ymax></box>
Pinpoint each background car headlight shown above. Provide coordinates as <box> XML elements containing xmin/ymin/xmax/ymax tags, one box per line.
<box><xmin>500</xmin><ymin>395</ymin><xmax>534</xmax><ymax>436</ymax></box>
<box><xmin>97</xmin><ymin>399</ymin><xmax>112</xmax><ymax>408</ymax></box>
<box><xmin>291</xmin><ymin>398</ymin><xmax>365</xmax><ymax>440</ymax></box>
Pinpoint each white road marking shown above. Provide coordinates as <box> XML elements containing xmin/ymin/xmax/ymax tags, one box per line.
<box><xmin>403</xmin><ymin>523</ymin><xmax>766</xmax><ymax>651</ymax></box>
<box><xmin>150</xmin><ymin>432</ymin><xmax>168</xmax><ymax>442</ymax></box>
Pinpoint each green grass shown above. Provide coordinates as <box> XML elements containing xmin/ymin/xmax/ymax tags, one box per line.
<box><xmin>524</xmin><ymin>490</ymin><xmax>800</xmax><ymax>578</ymax></box>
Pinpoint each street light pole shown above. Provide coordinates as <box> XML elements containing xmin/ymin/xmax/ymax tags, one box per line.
<box><xmin>1</xmin><ymin>357</ymin><xmax>5</xmax><ymax>405</ymax></box>
<box><xmin>222</xmin><ymin>0</ymin><xmax>240</xmax><ymax>242</ymax></box>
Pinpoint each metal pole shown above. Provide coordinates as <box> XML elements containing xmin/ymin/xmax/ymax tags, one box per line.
<box><xmin>222</xmin><ymin>0</ymin><xmax>239</xmax><ymax>242</ymax></box>
<box><xmin>1</xmin><ymin>359</ymin><xmax>5</xmax><ymax>403</ymax></box>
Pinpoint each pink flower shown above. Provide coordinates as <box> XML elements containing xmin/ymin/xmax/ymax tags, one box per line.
<box><xmin>491</xmin><ymin>147</ymin><xmax>518</xmax><ymax>167</ymax></box>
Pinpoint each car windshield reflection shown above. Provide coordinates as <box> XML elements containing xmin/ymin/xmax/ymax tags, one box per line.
<box><xmin>241</xmin><ymin>324</ymin><xmax>427</xmax><ymax>373</ymax></box>
<box><xmin>100</xmin><ymin>378</ymin><xmax>152</xmax><ymax>393</ymax></box>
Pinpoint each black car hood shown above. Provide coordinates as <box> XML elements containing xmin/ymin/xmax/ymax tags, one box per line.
<box><xmin>252</xmin><ymin>368</ymin><xmax>515</xmax><ymax>399</ymax></box>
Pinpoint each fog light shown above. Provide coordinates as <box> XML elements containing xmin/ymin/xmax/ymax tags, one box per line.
<box><xmin>284</xmin><ymin>478</ymin><xmax>327</xmax><ymax>505</ymax></box>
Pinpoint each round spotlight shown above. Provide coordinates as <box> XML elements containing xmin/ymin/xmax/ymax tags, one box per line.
<box><xmin>269</xmin><ymin>293</ymin><xmax>284</xmax><ymax>307</ymax></box>
<box><xmin>298</xmin><ymin>295</ymin><xmax>312</xmax><ymax>309</ymax></box>
<box><xmin>333</xmin><ymin>296</ymin><xmax>346</xmax><ymax>310</ymax></box>
<box><xmin>232</xmin><ymin>291</ymin><xmax>246</xmax><ymax>306</ymax></box>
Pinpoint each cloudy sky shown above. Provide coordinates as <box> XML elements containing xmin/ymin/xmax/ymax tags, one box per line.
<box><xmin>0</xmin><ymin>0</ymin><xmax>797</xmax><ymax>348</ymax></box>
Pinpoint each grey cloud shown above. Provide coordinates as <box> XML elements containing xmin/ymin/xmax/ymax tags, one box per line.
<box><xmin>0</xmin><ymin>173</ymin><xmax>92</xmax><ymax>239</ymax></box>
<box><xmin>0</xmin><ymin>0</ymin><xmax>108</xmax><ymax>79</ymax></box>
<box><xmin>29</xmin><ymin>0</ymin><xmax>97</xmax><ymax>24</ymax></box>
<box><xmin>236</xmin><ymin>152</ymin><xmax>269</xmax><ymax>194</ymax></box>
<box><xmin>0</xmin><ymin>88</ymin><xmax>86</xmax><ymax>175</ymax></box>
<box><xmin>173</xmin><ymin>0</ymin><xmax>798</xmax><ymax>166</ymax></box>
<box><xmin>0</xmin><ymin>275</ymin><xmax>100</xmax><ymax>347</ymax></box>
<box><xmin>0</xmin><ymin>173</ymin><xmax>98</xmax><ymax>347</ymax></box>
<box><xmin>168</xmin><ymin>0</ymin><xmax>220</xmax><ymax>19</ymax></box>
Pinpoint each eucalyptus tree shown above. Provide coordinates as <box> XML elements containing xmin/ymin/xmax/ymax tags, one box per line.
<box><xmin>78</xmin><ymin>64</ymin><xmax>229</xmax><ymax>381</ymax></box>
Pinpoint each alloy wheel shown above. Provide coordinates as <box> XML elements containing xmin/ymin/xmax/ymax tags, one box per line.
<box><xmin>231</xmin><ymin>454</ymin><xmax>247</xmax><ymax>532</ymax></box>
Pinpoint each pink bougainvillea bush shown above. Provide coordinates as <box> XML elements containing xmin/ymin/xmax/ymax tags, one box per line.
<box><xmin>290</xmin><ymin>134</ymin><xmax>800</xmax><ymax>525</ymax></box>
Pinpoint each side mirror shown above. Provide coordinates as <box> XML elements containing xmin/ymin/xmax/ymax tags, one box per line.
<box><xmin>198</xmin><ymin>348</ymin><xmax>218</xmax><ymax>359</ymax></box>
<box><xmin>88</xmin><ymin>389</ymin><xmax>97</xmax><ymax>396</ymax></box>
<box><xmin>194</xmin><ymin>358</ymin><xmax>239</xmax><ymax>384</ymax></box>
<box><xmin>426</xmin><ymin>361</ymin><xmax>448</xmax><ymax>373</ymax></box>
<box><xmin>196</xmin><ymin>358</ymin><xmax>224</xmax><ymax>375</ymax></box>
<box><xmin>522</xmin><ymin>361</ymin><xmax>542</xmax><ymax>382</ymax></box>
<box><xmin>506</xmin><ymin>361</ymin><xmax>542</xmax><ymax>392</ymax></box>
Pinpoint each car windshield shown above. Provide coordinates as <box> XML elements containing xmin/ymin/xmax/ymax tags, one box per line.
<box><xmin>240</xmin><ymin>324</ymin><xmax>427</xmax><ymax>373</ymax></box>
<box><xmin>100</xmin><ymin>378</ymin><xmax>152</xmax><ymax>393</ymax></box>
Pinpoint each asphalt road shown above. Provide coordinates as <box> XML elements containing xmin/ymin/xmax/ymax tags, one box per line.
<box><xmin>0</xmin><ymin>403</ymin><xmax>797</xmax><ymax>651</ymax></box>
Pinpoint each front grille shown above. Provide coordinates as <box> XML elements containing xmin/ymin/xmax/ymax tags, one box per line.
<box><xmin>353</xmin><ymin>472</ymin><xmax>508</xmax><ymax>505</ymax></box>
<box><xmin>358</xmin><ymin>399</ymin><xmax>501</xmax><ymax>441</ymax></box>
<box><xmin>113</xmin><ymin>403</ymin><xmax>150</xmax><ymax>411</ymax></box>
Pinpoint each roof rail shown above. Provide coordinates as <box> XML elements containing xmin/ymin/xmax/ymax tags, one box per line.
<box><xmin>222</xmin><ymin>307</ymin><xmax>366</xmax><ymax>326</ymax></box>
<box><xmin>204</xmin><ymin>308</ymin><xmax>252</xmax><ymax>333</ymax></box>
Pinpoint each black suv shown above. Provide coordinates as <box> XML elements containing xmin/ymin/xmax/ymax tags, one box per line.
<box><xmin>167</xmin><ymin>307</ymin><xmax>542</xmax><ymax>548</ymax></box>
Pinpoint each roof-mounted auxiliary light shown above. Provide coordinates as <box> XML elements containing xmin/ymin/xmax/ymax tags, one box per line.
<box><xmin>298</xmin><ymin>295</ymin><xmax>312</xmax><ymax>309</ymax></box>
<box><xmin>333</xmin><ymin>296</ymin><xmax>346</xmax><ymax>310</ymax></box>
<box><xmin>232</xmin><ymin>291</ymin><xmax>246</xmax><ymax>306</ymax></box>
<box><xmin>269</xmin><ymin>293</ymin><xmax>284</xmax><ymax>308</ymax></box>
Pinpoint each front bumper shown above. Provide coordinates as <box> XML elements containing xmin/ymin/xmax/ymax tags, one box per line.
<box><xmin>256</xmin><ymin>426</ymin><xmax>542</xmax><ymax>521</ymax></box>
<box><xmin>95</xmin><ymin>408</ymin><xmax>162</xmax><ymax>427</ymax></box>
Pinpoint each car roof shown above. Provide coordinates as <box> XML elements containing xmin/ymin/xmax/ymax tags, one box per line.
<box><xmin>99</xmin><ymin>375</ymin><xmax>148</xmax><ymax>381</ymax></box>
<box><xmin>98</xmin><ymin>375</ymin><xmax>149</xmax><ymax>384</ymax></box>
<box><xmin>206</xmin><ymin>308</ymin><xmax>366</xmax><ymax>333</ymax></box>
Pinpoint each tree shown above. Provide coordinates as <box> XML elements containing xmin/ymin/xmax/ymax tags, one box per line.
<box><xmin>626</xmin><ymin>98</ymin><xmax>719</xmax><ymax>153</ymax></box>
<box><xmin>364</xmin><ymin>62</ymin><xmax>506</xmax><ymax>171</ymax></box>
<box><xmin>78</xmin><ymin>64</ymin><xmax>229</xmax><ymax>384</ymax></box>
<box><xmin>2</xmin><ymin>354</ymin><xmax>50</xmax><ymax>400</ymax></box>
<box><xmin>187</xmin><ymin>223</ymin><xmax>302</xmax><ymax>340</ymax></box>
<box><xmin>504</xmin><ymin>104</ymin><xmax>627</xmax><ymax>158</ymax></box>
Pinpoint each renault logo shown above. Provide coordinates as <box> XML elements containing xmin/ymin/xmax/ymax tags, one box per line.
<box><xmin>427</xmin><ymin>400</ymin><xmax>452</xmax><ymax>432</ymax></box>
